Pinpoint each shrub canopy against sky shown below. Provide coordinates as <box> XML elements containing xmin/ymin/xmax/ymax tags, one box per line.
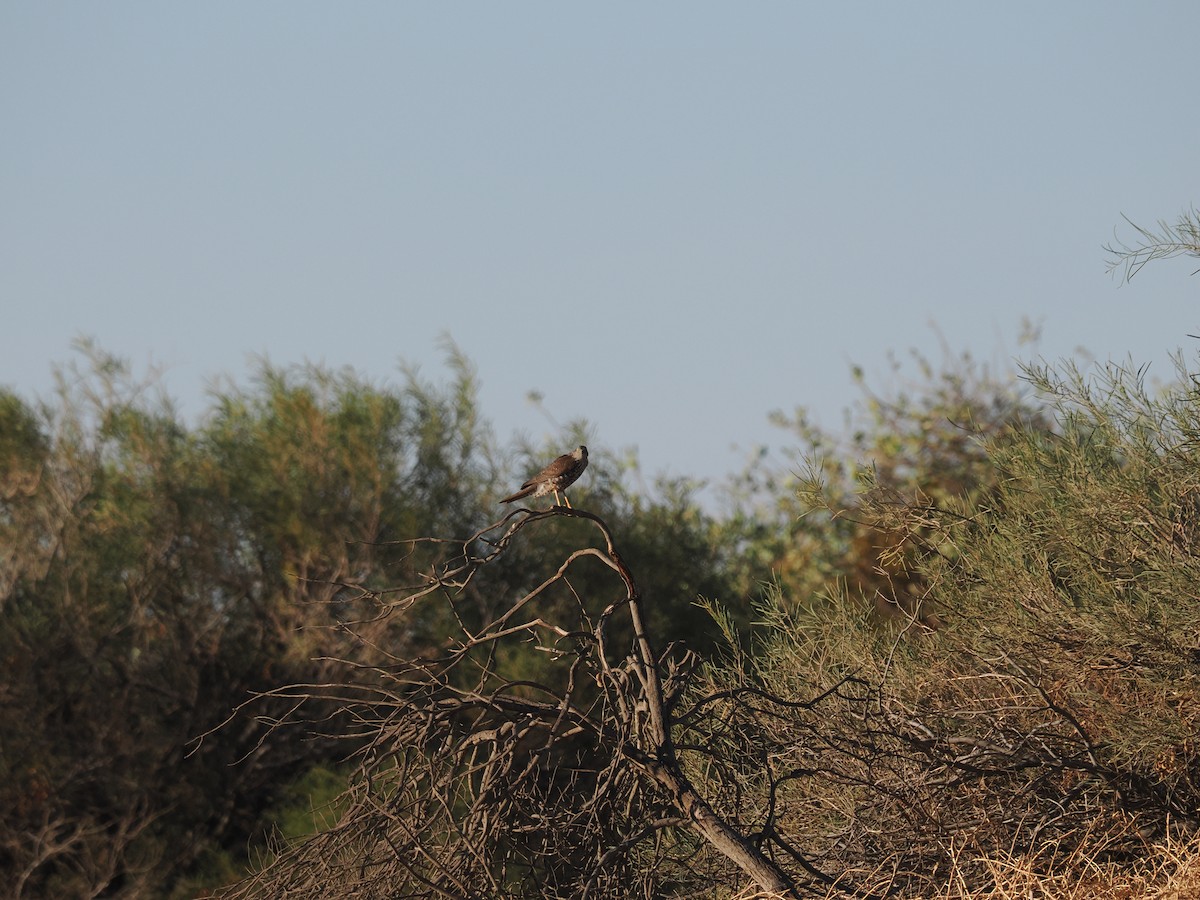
<box><xmin>1</xmin><ymin>3</ymin><xmax>1198</xmax><ymax>485</ymax></box>
<box><xmin>5</xmin><ymin>328</ymin><xmax>1200</xmax><ymax>895</ymax></box>
<box><xmin>0</xmin><ymin>345</ymin><xmax>745</xmax><ymax>896</ymax></box>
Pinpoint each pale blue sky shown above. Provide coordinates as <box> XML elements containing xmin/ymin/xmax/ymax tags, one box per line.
<box><xmin>3</xmin><ymin>3</ymin><xmax>1198</xmax><ymax>487</ymax></box>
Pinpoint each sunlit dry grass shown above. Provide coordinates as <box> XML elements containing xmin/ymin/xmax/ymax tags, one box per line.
<box><xmin>737</xmin><ymin>828</ymin><xmax>1200</xmax><ymax>900</ymax></box>
<box><xmin>930</xmin><ymin>831</ymin><xmax>1200</xmax><ymax>900</ymax></box>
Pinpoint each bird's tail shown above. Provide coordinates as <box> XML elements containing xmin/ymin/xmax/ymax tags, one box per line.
<box><xmin>500</xmin><ymin>485</ymin><xmax>536</xmax><ymax>504</ymax></box>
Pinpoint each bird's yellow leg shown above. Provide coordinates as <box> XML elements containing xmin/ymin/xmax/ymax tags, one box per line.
<box><xmin>563</xmin><ymin>494</ymin><xmax>573</xmax><ymax>509</ymax></box>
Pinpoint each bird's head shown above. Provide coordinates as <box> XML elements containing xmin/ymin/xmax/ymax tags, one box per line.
<box><xmin>575</xmin><ymin>445</ymin><xmax>588</xmax><ymax>460</ymax></box>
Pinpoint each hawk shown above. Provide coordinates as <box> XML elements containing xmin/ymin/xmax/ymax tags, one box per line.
<box><xmin>500</xmin><ymin>445</ymin><xmax>589</xmax><ymax>508</ymax></box>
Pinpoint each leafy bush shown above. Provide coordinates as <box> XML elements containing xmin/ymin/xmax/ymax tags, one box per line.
<box><xmin>0</xmin><ymin>342</ymin><xmax>745</xmax><ymax>897</ymax></box>
<box><xmin>0</xmin><ymin>344</ymin><xmax>492</xmax><ymax>896</ymax></box>
<box><xmin>684</xmin><ymin>354</ymin><xmax>1200</xmax><ymax>896</ymax></box>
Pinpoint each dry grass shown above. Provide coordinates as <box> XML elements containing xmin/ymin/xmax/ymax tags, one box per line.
<box><xmin>942</xmin><ymin>831</ymin><xmax>1200</xmax><ymax>900</ymax></box>
<box><xmin>754</xmin><ymin>827</ymin><xmax>1200</xmax><ymax>900</ymax></box>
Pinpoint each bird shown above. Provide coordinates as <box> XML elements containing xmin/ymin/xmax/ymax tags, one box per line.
<box><xmin>500</xmin><ymin>446</ymin><xmax>589</xmax><ymax>508</ymax></box>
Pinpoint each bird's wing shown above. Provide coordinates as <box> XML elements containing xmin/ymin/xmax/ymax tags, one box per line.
<box><xmin>535</xmin><ymin>453</ymin><xmax>575</xmax><ymax>482</ymax></box>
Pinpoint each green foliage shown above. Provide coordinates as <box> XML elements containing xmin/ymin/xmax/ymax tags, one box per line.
<box><xmin>264</xmin><ymin>766</ymin><xmax>350</xmax><ymax>842</ymax></box>
<box><xmin>1105</xmin><ymin>206</ymin><xmax>1200</xmax><ymax>282</ymax></box>
<box><xmin>0</xmin><ymin>343</ymin><xmax>499</xmax><ymax>896</ymax></box>
<box><xmin>0</xmin><ymin>340</ymin><xmax>744</xmax><ymax>897</ymax></box>
<box><xmin>947</xmin><ymin>355</ymin><xmax>1200</xmax><ymax>790</ymax></box>
<box><xmin>7</xmin><ymin>322</ymin><xmax>1199</xmax><ymax>897</ymax></box>
<box><xmin>686</xmin><ymin>353</ymin><xmax>1200</xmax><ymax>896</ymax></box>
<box><xmin>723</xmin><ymin>345</ymin><xmax>1052</xmax><ymax>626</ymax></box>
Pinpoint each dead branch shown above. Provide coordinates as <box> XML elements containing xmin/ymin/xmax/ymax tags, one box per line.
<box><xmin>217</xmin><ymin>505</ymin><xmax>828</xmax><ymax>898</ymax></box>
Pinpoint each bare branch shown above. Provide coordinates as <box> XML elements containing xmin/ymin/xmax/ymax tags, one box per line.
<box><xmin>216</xmin><ymin>506</ymin><xmax>824</xmax><ymax>898</ymax></box>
